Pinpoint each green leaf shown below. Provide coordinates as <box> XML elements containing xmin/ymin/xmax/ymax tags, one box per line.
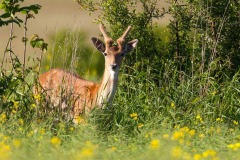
<box><xmin>0</xmin><ymin>13</ymin><xmax>11</xmax><ymax>18</ymax></box>
<box><xmin>19</xmin><ymin>4</ymin><xmax>41</xmax><ymax>14</ymax></box>
<box><xmin>5</xmin><ymin>19</ymin><xmax>21</xmax><ymax>26</ymax></box>
<box><xmin>30</xmin><ymin>34</ymin><xmax>48</xmax><ymax>52</ymax></box>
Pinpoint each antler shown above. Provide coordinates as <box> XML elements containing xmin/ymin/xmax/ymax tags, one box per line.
<box><xmin>99</xmin><ymin>24</ymin><xmax>113</xmax><ymax>48</ymax></box>
<box><xmin>117</xmin><ymin>26</ymin><xmax>132</xmax><ymax>51</ymax></box>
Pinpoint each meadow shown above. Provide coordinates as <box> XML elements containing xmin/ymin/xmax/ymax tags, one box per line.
<box><xmin>1</xmin><ymin>0</ymin><xmax>240</xmax><ymax>160</ymax></box>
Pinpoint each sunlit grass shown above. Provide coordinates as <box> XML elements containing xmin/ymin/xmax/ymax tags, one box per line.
<box><xmin>0</xmin><ymin>118</ymin><xmax>240</xmax><ymax>160</ymax></box>
<box><xmin>1</xmin><ymin>66</ymin><xmax>240</xmax><ymax>160</ymax></box>
<box><xmin>1</xmin><ymin>57</ymin><xmax>240</xmax><ymax>160</ymax></box>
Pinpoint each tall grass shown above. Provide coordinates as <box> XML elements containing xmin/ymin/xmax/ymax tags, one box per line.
<box><xmin>0</xmin><ymin>63</ymin><xmax>240</xmax><ymax>159</ymax></box>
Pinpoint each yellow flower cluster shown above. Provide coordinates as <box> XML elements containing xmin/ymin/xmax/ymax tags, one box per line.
<box><xmin>0</xmin><ymin>141</ymin><xmax>11</xmax><ymax>160</ymax></box>
<box><xmin>18</xmin><ymin>119</ymin><xmax>24</xmax><ymax>125</ymax></box>
<box><xmin>171</xmin><ymin>102</ymin><xmax>175</xmax><ymax>108</ymax></box>
<box><xmin>149</xmin><ymin>139</ymin><xmax>160</xmax><ymax>150</ymax></box>
<box><xmin>216</xmin><ymin>118</ymin><xmax>223</xmax><ymax>122</ymax></box>
<box><xmin>195</xmin><ymin>115</ymin><xmax>204</xmax><ymax>124</ymax></box>
<box><xmin>233</xmin><ymin>120</ymin><xmax>239</xmax><ymax>125</ymax></box>
<box><xmin>172</xmin><ymin>126</ymin><xmax>196</xmax><ymax>141</ymax></box>
<box><xmin>130</xmin><ymin>113</ymin><xmax>138</xmax><ymax>120</ymax></box>
<box><xmin>0</xmin><ymin>113</ymin><xmax>6</xmax><ymax>123</ymax></box>
<box><xmin>227</xmin><ymin>142</ymin><xmax>240</xmax><ymax>151</ymax></box>
<box><xmin>138</xmin><ymin>123</ymin><xmax>144</xmax><ymax>129</ymax></box>
<box><xmin>74</xmin><ymin>116</ymin><xmax>85</xmax><ymax>124</ymax></box>
<box><xmin>171</xmin><ymin>146</ymin><xmax>182</xmax><ymax>158</ymax></box>
<box><xmin>12</xmin><ymin>100</ymin><xmax>19</xmax><ymax>110</ymax></box>
<box><xmin>75</xmin><ymin>141</ymin><xmax>97</xmax><ymax>159</ymax></box>
<box><xmin>50</xmin><ymin>137</ymin><xmax>61</xmax><ymax>146</ymax></box>
<box><xmin>13</xmin><ymin>139</ymin><xmax>21</xmax><ymax>148</ymax></box>
<box><xmin>194</xmin><ymin>149</ymin><xmax>217</xmax><ymax>160</ymax></box>
<box><xmin>33</xmin><ymin>94</ymin><xmax>41</xmax><ymax>101</ymax></box>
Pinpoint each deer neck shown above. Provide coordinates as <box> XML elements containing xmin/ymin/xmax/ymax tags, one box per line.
<box><xmin>97</xmin><ymin>65</ymin><xmax>119</xmax><ymax>107</ymax></box>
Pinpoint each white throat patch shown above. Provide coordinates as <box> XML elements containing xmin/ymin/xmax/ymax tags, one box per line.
<box><xmin>110</xmin><ymin>69</ymin><xmax>118</xmax><ymax>80</ymax></box>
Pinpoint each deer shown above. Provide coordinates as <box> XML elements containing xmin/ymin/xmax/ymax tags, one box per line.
<box><xmin>38</xmin><ymin>24</ymin><xmax>138</xmax><ymax>122</ymax></box>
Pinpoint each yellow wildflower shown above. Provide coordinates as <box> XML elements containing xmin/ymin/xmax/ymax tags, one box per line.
<box><xmin>174</xmin><ymin>125</ymin><xmax>180</xmax><ymax>129</ymax></box>
<box><xmin>38</xmin><ymin>136</ymin><xmax>43</xmax><ymax>141</ymax></box>
<box><xmin>171</xmin><ymin>146</ymin><xmax>182</xmax><ymax>158</ymax></box>
<box><xmin>150</xmin><ymin>139</ymin><xmax>160</xmax><ymax>150</ymax></box>
<box><xmin>80</xmin><ymin>148</ymin><xmax>93</xmax><ymax>157</ymax></box>
<box><xmin>50</xmin><ymin>137</ymin><xmax>61</xmax><ymax>146</ymax></box>
<box><xmin>74</xmin><ymin>116</ymin><xmax>85</xmax><ymax>124</ymax></box>
<box><xmin>182</xmin><ymin>152</ymin><xmax>191</xmax><ymax>160</ymax></box>
<box><xmin>216</xmin><ymin>127</ymin><xmax>221</xmax><ymax>134</ymax></box>
<box><xmin>199</xmin><ymin>134</ymin><xmax>205</xmax><ymax>138</ymax></box>
<box><xmin>196</xmin><ymin>115</ymin><xmax>204</xmax><ymax>123</ymax></box>
<box><xmin>31</xmin><ymin>104</ymin><xmax>36</xmax><ymax>109</ymax></box>
<box><xmin>69</xmin><ymin>127</ymin><xmax>75</xmax><ymax>131</ymax></box>
<box><xmin>106</xmin><ymin>146</ymin><xmax>117</xmax><ymax>153</ymax></box>
<box><xmin>0</xmin><ymin>142</ymin><xmax>11</xmax><ymax>160</ymax></box>
<box><xmin>227</xmin><ymin>144</ymin><xmax>237</xmax><ymax>150</ymax></box>
<box><xmin>130</xmin><ymin>113</ymin><xmax>138</xmax><ymax>120</ymax></box>
<box><xmin>172</xmin><ymin>131</ymin><xmax>184</xmax><ymax>140</ymax></box>
<box><xmin>18</xmin><ymin>119</ymin><xmax>24</xmax><ymax>125</ymax></box>
<box><xmin>12</xmin><ymin>110</ymin><xmax>17</xmax><ymax>114</ymax></box>
<box><xmin>13</xmin><ymin>101</ymin><xmax>19</xmax><ymax>109</ymax></box>
<box><xmin>189</xmin><ymin>129</ymin><xmax>196</xmax><ymax>136</ymax></box>
<box><xmin>111</xmin><ymin>146</ymin><xmax>116</xmax><ymax>151</ymax></box>
<box><xmin>233</xmin><ymin>120</ymin><xmax>238</xmax><ymax>125</ymax></box>
<box><xmin>110</xmin><ymin>146</ymin><xmax>117</xmax><ymax>152</ymax></box>
<box><xmin>180</xmin><ymin>126</ymin><xmax>190</xmax><ymax>133</ymax></box>
<box><xmin>137</xmin><ymin>123</ymin><xmax>144</xmax><ymax>129</ymax></box>
<box><xmin>0</xmin><ymin>113</ymin><xmax>6</xmax><ymax>123</ymax></box>
<box><xmin>13</xmin><ymin>139</ymin><xmax>21</xmax><ymax>148</ymax></box>
<box><xmin>196</xmin><ymin>115</ymin><xmax>201</xmax><ymax>119</ymax></box>
<box><xmin>33</xmin><ymin>94</ymin><xmax>41</xmax><ymax>101</ymax></box>
<box><xmin>194</xmin><ymin>154</ymin><xmax>202</xmax><ymax>160</ymax></box>
<box><xmin>211</xmin><ymin>91</ymin><xmax>217</xmax><ymax>96</ymax></box>
<box><xmin>236</xmin><ymin>143</ymin><xmax>240</xmax><ymax>147</ymax></box>
<box><xmin>163</xmin><ymin>134</ymin><xmax>169</xmax><ymax>139</ymax></box>
<box><xmin>39</xmin><ymin>129</ymin><xmax>46</xmax><ymax>134</ymax></box>
<box><xmin>145</xmin><ymin>134</ymin><xmax>149</xmax><ymax>138</ymax></box>
<box><xmin>3</xmin><ymin>136</ymin><xmax>9</xmax><ymax>142</ymax></box>
<box><xmin>27</xmin><ymin>130</ymin><xmax>34</xmax><ymax>137</ymax></box>
<box><xmin>171</xmin><ymin>102</ymin><xmax>175</xmax><ymax>108</ymax></box>
<box><xmin>216</xmin><ymin>118</ymin><xmax>223</xmax><ymax>122</ymax></box>
<box><xmin>76</xmin><ymin>141</ymin><xmax>97</xmax><ymax>159</ymax></box>
<box><xmin>227</xmin><ymin>142</ymin><xmax>240</xmax><ymax>151</ymax></box>
<box><xmin>202</xmin><ymin>149</ymin><xmax>217</xmax><ymax>158</ymax></box>
<box><xmin>179</xmin><ymin>139</ymin><xmax>184</xmax><ymax>144</ymax></box>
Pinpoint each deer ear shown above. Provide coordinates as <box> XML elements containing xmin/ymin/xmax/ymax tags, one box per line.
<box><xmin>123</xmin><ymin>39</ymin><xmax>138</xmax><ymax>53</ymax></box>
<box><xmin>91</xmin><ymin>37</ymin><xmax>106</xmax><ymax>52</ymax></box>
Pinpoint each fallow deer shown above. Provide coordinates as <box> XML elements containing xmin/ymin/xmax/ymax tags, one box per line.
<box><xmin>38</xmin><ymin>24</ymin><xmax>138</xmax><ymax>121</ymax></box>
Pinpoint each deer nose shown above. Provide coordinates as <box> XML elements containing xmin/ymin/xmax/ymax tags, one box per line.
<box><xmin>110</xmin><ymin>64</ymin><xmax>117</xmax><ymax>70</ymax></box>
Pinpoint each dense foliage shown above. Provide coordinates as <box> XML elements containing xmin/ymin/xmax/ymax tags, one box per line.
<box><xmin>77</xmin><ymin>0</ymin><xmax>240</xmax><ymax>121</ymax></box>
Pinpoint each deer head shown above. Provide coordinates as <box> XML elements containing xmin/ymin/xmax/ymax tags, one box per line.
<box><xmin>91</xmin><ymin>24</ymin><xmax>138</xmax><ymax>74</ymax></box>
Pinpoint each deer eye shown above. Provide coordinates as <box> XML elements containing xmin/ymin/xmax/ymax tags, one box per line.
<box><xmin>103</xmin><ymin>52</ymin><xmax>107</xmax><ymax>56</ymax></box>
